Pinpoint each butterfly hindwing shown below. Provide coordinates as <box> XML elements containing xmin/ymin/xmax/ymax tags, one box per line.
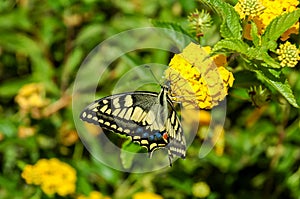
<box><xmin>80</xmin><ymin>88</ymin><xmax>186</xmax><ymax>165</ymax></box>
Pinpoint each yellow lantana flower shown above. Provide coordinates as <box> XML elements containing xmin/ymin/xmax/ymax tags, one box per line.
<box><xmin>234</xmin><ymin>0</ymin><xmax>265</xmax><ymax>20</ymax></box>
<box><xmin>276</xmin><ymin>41</ymin><xmax>300</xmax><ymax>67</ymax></box>
<box><xmin>132</xmin><ymin>192</ymin><xmax>163</xmax><ymax>199</ymax></box>
<box><xmin>21</xmin><ymin>158</ymin><xmax>76</xmax><ymax>196</ymax></box>
<box><xmin>235</xmin><ymin>0</ymin><xmax>299</xmax><ymax>40</ymax></box>
<box><xmin>77</xmin><ymin>191</ymin><xmax>111</xmax><ymax>199</ymax></box>
<box><xmin>166</xmin><ymin>43</ymin><xmax>234</xmax><ymax>109</ymax></box>
<box><xmin>192</xmin><ymin>182</ymin><xmax>211</xmax><ymax>198</ymax></box>
<box><xmin>15</xmin><ymin>83</ymin><xmax>49</xmax><ymax>118</ymax></box>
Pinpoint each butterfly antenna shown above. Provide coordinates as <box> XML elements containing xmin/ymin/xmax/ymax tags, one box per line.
<box><xmin>144</xmin><ymin>65</ymin><xmax>163</xmax><ymax>86</ymax></box>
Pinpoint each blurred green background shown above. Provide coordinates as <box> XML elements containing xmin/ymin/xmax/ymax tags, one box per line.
<box><xmin>0</xmin><ymin>0</ymin><xmax>300</xmax><ymax>199</ymax></box>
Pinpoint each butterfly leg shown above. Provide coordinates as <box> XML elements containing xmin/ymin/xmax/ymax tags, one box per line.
<box><xmin>168</xmin><ymin>150</ymin><xmax>173</xmax><ymax>167</ymax></box>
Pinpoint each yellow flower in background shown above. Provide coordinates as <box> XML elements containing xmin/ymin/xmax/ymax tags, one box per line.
<box><xmin>59</xmin><ymin>122</ymin><xmax>79</xmax><ymax>146</ymax></box>
<box><xmin>192</xmin><ymin>182</ymin><xmax>211</xmax><ymax>198</ymax></box>
<box><xmin>133</xmin><ymin>192</ymin><xmax>163</xmax><ymax>199</ymax></box>
<box><xmin>235</xmin><ymin>0</ymin><xmax>299</xmax><ymax>40</ymax></box>
<box><xmin>18</xmin><ymin>126</ymin><xmax>36</xmax><ymax>138</ymax></box>
<box><xmin>276</xmin><ymin>41</ymin><xmax>300</xmax><ymax>67</ymax></box>
<box><xmin>212</xmin><ymin>125</ymin><xmax>225</xmax><ymax>156</ymax></box>
<box><xmin>234</xmin><ymin>0</ymin><xmax>265</xmax><ymax>19</ymax></box>
<box><xmin>259</xmin><ymin>0</ymin><xmax>299</xmax><ymax>27</ymax></box>
<box><xmin>166</xmin><ymin>43</ymin><xmax>234</xmax><ymax>109</ymax></box>
<box><xmin>77</xmin><ymin>191</ymin><xmax>111</xmax><ymax>199</ymax></box>
<box><xmin>15</xmin><ymin>83</ymin><xmax>49</xmax><ymax>118</ymax></box>
<box><xmin>21</xmin><ymin>158</ymin><xmax>76</xmax><ymax>196</ymax></box>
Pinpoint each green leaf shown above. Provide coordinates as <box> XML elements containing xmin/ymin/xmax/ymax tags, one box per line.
<box><xmin>260</xmin><ymin>52</ymin><xmax>281</xmax><ymax>68</ymax></box>
<box><xmin>0</xmin><ymin>9</ymin><xmax>32</xmax><ymax>30</ymax></box>
<box><xmin>262</xmin><ymin>9</ymin><xmax>300</xmax><ymax>44</ymax></box>
<box><xmin>201</xmin><ymin>0</ymin><xmax>242</xmax><ymax>39</ymax></box>
<box><xmin>0</xmin><ymin>77</ymin><xmax>32</xmax><ymax>98</ymax></box>
<box><xmin>255</xmin><ymin>67</ymin><xmax>299</xmax><ymax>108</ymax></box>
<box><xmin>120</xmin><ymin>140</ymin><xmax>142</xmax><ymax>169</ymax></box>
<box><xmin>75</xmin><ymin>24</ymin><xmax>103</xmax><ymax>46</ymax></box>
<box><xmin>212</xmin><ymin>39</ymin><xmax>249</xmax><ymax>54</ymax></box>
<box><xmin>0</xmin><ymin>33</ymin><xmax>59</xmax><ymax>94</ymax></box>
<box><xmin>250</xmin><ymin>21</ymin><xmax>260</xmax><ymax>47</ymax></box>
<box><xmin>61</xmin><ymin>47</ymin><xmax>84</xmax><ymax>90</ymax></box>
<box><xmin>151</xmin><ymin>20</ymin><xmax>195</xmax><ymax>46</ymax></box>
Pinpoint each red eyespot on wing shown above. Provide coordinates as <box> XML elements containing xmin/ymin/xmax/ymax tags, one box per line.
<box><xmin>163</xmin><ymin>132</ymin><xmax>168</xmax><ymax>140</ymax></box>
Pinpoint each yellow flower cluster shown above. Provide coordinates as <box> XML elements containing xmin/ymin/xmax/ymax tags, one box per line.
<box><xmin>235</xmin><ymin>0</ymin><xmax>299</xmax><ymax>40</ymax></box>
<box><xmin>259</xmin><ymin>0</ymin><xmax>299</xmax><ymax>27</ymax></box>
<box><xmin>132</xmin><ymin>192</ymin><xmax>163</xmax><ymax>199</ymax></box>
<box><xmin>192</xmin><ymin>181</ymin><xmax>211</xmax><ymax>198</ymax></box>
<box><xmin>15</xmin><ymin>83</ymin><xmax>49</xmax><ymax>117</ymax></box>
<box><xmin>21</xmin><ymin>158</ymin><xmax>76</xmax><ymax>196</ymax></box>
<box><xmin>276</xmin><ymin>41</ymin><xmax>300</xmax><ymax>67</ymax></box>
<box><xmin>166</xmin><ymin>43</ymin><xmax>234</xmax><ymax>109</ymax></box>
<box><xmin>77</xmin><ymin>191</ymin><xmax>111</xmax><ymax>199</ymax></box>
<box><xmin>234</xmin><ymin>0</ymin><xmax>265</xmax><ymax>20</ymax></box>
<box><xmin>18</xmin><ymin>125</ymin><xmax>36</xmax><ymax>138</ymax></box>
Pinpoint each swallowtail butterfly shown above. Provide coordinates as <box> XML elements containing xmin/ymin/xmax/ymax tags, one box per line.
<box><xmin>80</xmin><ymin>85</ymin><xmax>186</xmax><ymax>166</ymax></box>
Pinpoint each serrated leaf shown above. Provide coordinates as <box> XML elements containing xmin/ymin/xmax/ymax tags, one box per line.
<box><xmin>255</xmin><ymin>67</ymin><xmax>299</xmax><ymax>108</ymax></box>
<box><xmin>262</xmin><ymin>9</ymin><xmax>300</xmax><ymax>44</ymax></box>
<box><xmin>261</xmin><ymin>52</ymin><xmax>281</xmax><ymax>68</ymax></box>
<box><xmin>212</xmin><ymin>39</ymin><xmax>249</xmax><ymax>54</ymax></box>
<box><xmin>250</xmin><ymin>21</ymin><xmax>260</xmax><ymax>47</ymax></box>
<box><xmin>151</xmin><ymin>20</ymin><xmax>195</xmax><ymax>47</ymax></box>
<box><xmin>201</xmin><ymin>0</ymin><xmax>242</xmax><ymax>39</ymax></box>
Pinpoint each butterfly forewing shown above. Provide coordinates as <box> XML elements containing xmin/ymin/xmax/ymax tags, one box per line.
<box><xmin>80</xmin><ymin>88</ymin><xmax>186</xmax><ymax>165</ymax></box>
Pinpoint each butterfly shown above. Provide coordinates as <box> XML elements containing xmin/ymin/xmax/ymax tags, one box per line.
<box><xmin>80</xmin><ymin>85</ymin><xmax>186</xmax><ymax>166</ymax></box>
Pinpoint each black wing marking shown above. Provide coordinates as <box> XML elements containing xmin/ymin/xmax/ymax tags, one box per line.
<box><xmin>80</xmin><ymin>91</ymin><xmax>186</xmax><ymax>165</ymax></box>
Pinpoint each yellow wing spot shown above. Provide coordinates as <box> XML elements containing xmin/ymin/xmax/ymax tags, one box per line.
<box><xmin>131</xmin><ymin>106</ymin><xmax>144</xmax><ymax>122</ymax></box>
<box><xmin>150</xmin><ymin>143</ymin><xmax>157</xmax><ymax>150</ymax></box>
<box><xmin>105</xmin><ymin>108</ymin><xmax>112</xmax><ymax>115</ymax></box>
<box><xmin>87</xmin><ymin>114</ymin><xmax>93</xmax><ymax>119</ymax></box>
<box><xmin>133</xmin><ymin>136</ymin><xmax>141</xmax><ymax>140</ymax></box>
<box><xmin>124</xmin><ymin>129</ymin><xmax>130</xmax><ymax>134</ymax></box>
<box><xmin>170</xmin><ymin>112</ymin><xmax>175</xmax><ymax>124</ymax></box>
<box><xmin>124</xmin><ymin>95</ymin><xmax>133</xmax><ymax>107</ymax></box>
<box><xmin>92</xmin><ymin>116</ymin><xmax>98</xmax><ymax>121</ymax></box>
<box><xmin>112</xmin><ymin>98</ymin><xmax>120</xmax><ymax>108</ymax></box>
<box><xmin>82</xmin><ymin>112</ymin><xmax>87</xmax><ymax>118</ymax></box>
<box><xmin>98</xmin><ymin>119</ymin><xmax>104</xmax><ymax>123</ymax></box>
<box><xmin>111</xmin><ymin>124</ymin><xmax>117</xmax><ymax>129</ymax></box>
<box><xmin>102</xmin><ymin>99</ymin><xmax>109</xmax><ymax>104</ymax></box>
<box><xmin>174</xmin><ymin>121</ymin><xmax>178</xmax><ymax>131</ymax></box>
<box><xmin>144</xmin><ymin>110</ymin><xmax>155</xmax><ymax>125</ymax></box>
<box><xmin>104</xmin><ymin>121</ymin><xmax>110</xmax><ymax>126</ymax></box>
<box><xmin>141</xmin><ymin>140</ymin><xmax>148</xmax><ymax>145</ymax></box>
<box><xmin>117</xmin><ymin>127</ymin><xmax>123</xmax><ymax>132</ymax></box>
<box><xmin>112</xmin><ymin>108</ymin><xmax>121</xmax><ymax>116</ymax></box>
<box><xmin>124</xmin><ymin>107</ymin><xmax>133</xmax><ymax>120</ymax></box>
<box><xmin>118</xmin><ymin>108</ymin><xmax>127</xmax><ymax>118</ymax></box>
<box><xmin>100</xmin><ymin>105</ymin><xmax>108</xmax><ymax>113</ymax></box>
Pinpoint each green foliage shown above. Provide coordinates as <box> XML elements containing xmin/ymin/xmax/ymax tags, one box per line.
<box><xmin>202</xmin><ymin>0</ymin><xmax>300</xmax><ymax>108</ymax></box>
<box><xmin>201</xmin><ymin>0</ymin><xmax>243</xmax><ymax>39</ymax></box>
